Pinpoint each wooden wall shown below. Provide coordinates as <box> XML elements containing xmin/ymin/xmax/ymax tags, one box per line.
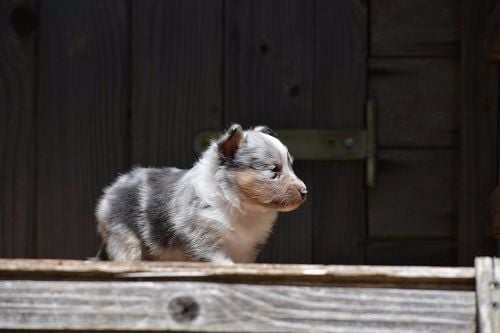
<box><xmin>0</xmin><ymin>0</ymin><xmax>498</xmax><ymax>265</ymax></box>
<box><xmin>367</xmin><ymin>0</ymin><xmax>460</xmax><ymax>265</ymax></box>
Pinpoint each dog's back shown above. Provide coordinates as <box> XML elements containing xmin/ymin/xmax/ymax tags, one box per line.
<box><xmin>96</xmin><ymin>167</ymin><xmax>185</xmax><ymax>260</ymax></box>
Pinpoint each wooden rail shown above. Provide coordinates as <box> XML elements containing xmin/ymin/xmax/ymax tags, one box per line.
<box><xmin>0</xmin><ymin>258</ymin><xmax>497</xmax><ymax>332</ymax></box>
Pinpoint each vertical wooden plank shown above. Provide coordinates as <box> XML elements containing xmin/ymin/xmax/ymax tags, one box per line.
<box><xmin>369</xmin><ymin>150</ymin><xmax>457</xmax><ymax>238</ymax></box>
<box><xmin>225</xmin><ymin>0</ymin><xmax>367</xmax><ymax>264</ymax></box>
<box><xmin>132</xmin><ymin>0</ymin><xmax>222</xmax><ymax>168</ymax></box>
<box><xmin>37</xmin><ymin>1</ymin><xmax>129</xmax><ymax>258</ymax></box>
<box><xmin>369</xmin><ymin>58</ymin><xmax>459</xmax><ymax>148</ymax></box>
<box><xmin>475</xmin><ymin>257</ymin><xmax>494</xmax><ymax>333</ymax></box>
<box><xmin>366</xmin><ymin>239</ymin><xmax>457</xmax><ymax>266</ymax></box>
<box><xmin>313</xmin><ymin>0</ymin><xmax>367</xmax><ymax>264</ymax></box>
<box><xmin>0</xmin><ymin>0</ymin><xmax>38</xmax><ymax>257</ymax></box>
<box><xmin>371</xmin><ymin>0</ymin><xmax>459</xmax><ymax>57</ymax></box>
<box><xmin>460</xmin><ymin>0</ymin><xmax>499</xmax><ymax>265</ymax></box>
<box><xmin>225</xmin><ymin>0</ymin><xmax>314</xmax><ymax>263</ymax></box>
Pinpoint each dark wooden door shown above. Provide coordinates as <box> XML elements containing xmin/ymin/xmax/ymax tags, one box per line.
<box><xmin>224</xmin><ymin>1</ymin><xmax>367</xmax><ymax>263</ymax></box>
<box><xmin>1</xmin><ymin>0</ymin><xmax>367</xmax><ymax>263</ymax></box>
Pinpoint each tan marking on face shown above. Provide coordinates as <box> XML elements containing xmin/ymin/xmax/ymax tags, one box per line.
<box><xmin>233</xmin><ymin>169</ymin><xmax>305</xmax><ymax>211</ymax></box>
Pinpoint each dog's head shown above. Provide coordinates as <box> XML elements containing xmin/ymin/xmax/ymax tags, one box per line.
<box><xmin>215</xmin><ymin>124</ymin><xmax>307</xmax><ymax>212</ymax></box>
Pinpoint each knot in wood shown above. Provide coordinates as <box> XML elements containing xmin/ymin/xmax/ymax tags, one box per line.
<box><xmin>288</xmin><ymin>84</ymin><xmax>300</xmax><ymax>97</ymax></box>
<box><xmin>10</xmin><ymin>5</ymin><xmax>38</xmax><ymax>38</ymax></box>
<box><xmin>258</xmin><ymin>42</ymin><xmax>270</xmax><ymax>54</ymax></box>
<box><xmin>169</xmin><ymin>296</ymin><xmax>200</xmax><ymax>323</ymax></box>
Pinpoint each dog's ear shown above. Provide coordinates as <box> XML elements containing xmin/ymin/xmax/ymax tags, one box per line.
<box><xmin>254</xmin><ymin>125</ymin><xmax>277</xmax><ymax>137</ymax></box>
<box><xmin>217</xmin><ymin>124</ymin><xmax>245</xmax><ymax>158</ymax></box>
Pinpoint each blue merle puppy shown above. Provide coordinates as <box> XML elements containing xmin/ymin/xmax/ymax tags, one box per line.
<box><xmin>96</xmin><ymin>124</ymin><xmax>307</xmax><ymax>263</ymax></box>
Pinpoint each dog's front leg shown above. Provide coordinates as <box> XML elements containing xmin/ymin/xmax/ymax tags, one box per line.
<box><xmin>190</xmin><ymin>245</ymin><xmax>234</xmax><ymax>264</ymax></box>
<box><xmin>183</xmin><ymin>238</ymin><xmax>234</xmax><ymax>264</ymax></box>
<box><xmin>205</xmin><ymin>250</ymin><xmax>234</xmax><ymax>264</ymax></box>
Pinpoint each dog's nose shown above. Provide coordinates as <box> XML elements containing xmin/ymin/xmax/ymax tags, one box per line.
<box><xmin>299</xmin><ymin>186</ymin><xmax>308</xmax><ymax>199</ymax></box>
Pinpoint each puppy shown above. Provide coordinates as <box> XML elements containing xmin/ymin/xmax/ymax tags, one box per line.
<box><xmin>96</xmin><ymin>124</ymin><xmax>307</xmax><ymax>263</ymax></box>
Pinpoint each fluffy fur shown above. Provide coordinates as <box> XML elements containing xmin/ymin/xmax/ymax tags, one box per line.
<box><xmin>96</xmin><ymin>124</ymin><xmax>307</xmax><ymax>263</ymax></box>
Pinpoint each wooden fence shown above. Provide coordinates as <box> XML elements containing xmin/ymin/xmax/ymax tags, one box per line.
<box><xmin>1</xmin><ymin>258</ymin><xmax>499</xmax><ymax>332</ymax></box>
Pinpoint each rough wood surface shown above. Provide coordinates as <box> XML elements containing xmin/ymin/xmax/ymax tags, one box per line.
<box><xmin>494</xmin><ymin>258</ymin><xmax>500</xmax><ymax>331</ymax></box>
<box><xmin>224</xmin><ymin>0</ymin><xmax>366</xmax><ymax>264</ymax></box>
<box><xmin>132</xmin><ymin>0</ymin><xmax>222</xmax><ymax>168</ymax></box>
<box><xmin>312</xmin><ymin>0</ymin><xmax>366</xmax><ymax>264</ymax></box>
<box><xmin>369</xmin><ymin>150</ymin><xmax>457</xmax><ymax>238</ymax></box>
<box><xmin>224</xmin><ymin>0</ymin><xmax>314</xmax><ymax>263</ymax></box>
<box><xmin>366</xmin><ymin>239</ymin><xmax>457</xmax><ymax>267</ymax></box>
<box><xmin>0</xmin><ymin>259</ymin><xmax>476</xmax><ymax>289</ymax></box>
<box><xmin>0</xmin><ymin>280</ymin><xmax>476</xmax><ymax>332</ymax></box>
<box><xmin>486</xmin><ymin>1</ymin><xmax>500</xmax><ymax>59</ymax></box>
<box><xmin>475</xmin><ymin>257</ymin><xmax>494</xmax><ymax>333</ymax></box>
<box><xmin>0</xmin><ymin>0</ymin><xmax>37</xmax><ymax>257</ymax></box>
<box><xmin>36</xmin><ymin>0</ymin><xmax>129</xmax><ymax>258</ymax></box>
<box><xmin>459</xmin><ymin>0</ymin><xmax>499</xmax><ymax>265</ymax></box>
<box><xmin>369</xmin><ymin>58</ymin><xmax>459</xmax><ymax>148</ymax></box>
<box><xmin>371</xmin><ymin>0</ymin><xmax>459</xmax><ymax>56</ymax></box>
<box><xmin>491</xmin><ymin>185</ymin><xmax>500</xmax><ymax>236</ymax></box>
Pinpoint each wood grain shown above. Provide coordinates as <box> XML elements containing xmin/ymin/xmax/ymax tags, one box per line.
<box><xmin>459</xmin><ymin>0</ymin><xmax>499</xmax><ymax>265</ymax></box>
<box><xmin>224</xmin><ymin>0</ymin><xmax>314</xmax><ymax>263</ymax></box>
<box><xmin>0</xmin><ymin>0</ymin><xmax>37</xmax><ymax>257</ymax></box>
<box><xmin>369</xmin><ymin>58</ymin><xmax>459</xmax><ymax>148</ymax></box>
<box><xmin>371</xmin><ymin>0</ymin><xmax>459</xmax><ymax>56</ymax></box>
<box><xmin>131</xmin><ymin>0</ymin><xmax>222</xmax><ymax>168</ymax></box>
<box><xmin>36</xmin><ymin>0</ymin><xmax>129</xmax><ymax>258</ymax></box>
<box><xmin>493</xmin><ymin>258</ymin><xmax>500</xmax><ymax>331</ymax></box>
<box><xmin>475</xmin><ymin>257</ymin><xmax>494</xmax><ymax>333</ymax></box>
<box><xmin>366</xmin><ymin>239</ymin><xmax>457</xmax><ymax>267</ymax></box>
<box><xmin>369</xmin><ymin>150</ymin><xmax>457</xmax><ymax>238</ymax></box>
<box><xmin>225</xmin><ymin>0</ymin><xmax>367</xmax><ymax>264</ymax></box>
<box><xmin>0</xmin><ymin>259</ymin><xmax>476</xmax><ymax>290</ymax></box>
<box><xmin>312</xmin><ymin>0</ymin><xmax>367</xmax><ymax>264</ymax></box>
<box><xmin>0</xmin><ymin>280</ymin><xmax>476</xmax><ymax>332</ymax></box>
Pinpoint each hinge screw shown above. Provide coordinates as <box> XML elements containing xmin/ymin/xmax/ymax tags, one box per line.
<box><xmin>344</xmin><ymin>138</ymin><xmax>354</xmax><ymax>149</ymax></box>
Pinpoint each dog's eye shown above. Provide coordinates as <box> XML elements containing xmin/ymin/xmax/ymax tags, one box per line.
<box><xmin>271</xmin><ymin>164</ymin><xmax>281</xmax><ymax>172</ymax></box>
<box><xmin>270</xmin><ymin>164</ymin><xmax>281</xmax><ymax>179</ymax></box>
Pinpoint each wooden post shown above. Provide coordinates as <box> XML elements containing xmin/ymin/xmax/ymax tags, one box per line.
<box><xmin>474</xmin><ymin>257</ymin><xmax>500</xmax><ymax>332</ymax></box>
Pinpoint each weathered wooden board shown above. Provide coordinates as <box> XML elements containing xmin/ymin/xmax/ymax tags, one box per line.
<box><xmin>0</xmin><ymin>280</ymin><xmax>476</xmax><ymax>332</ymax></box>
<box><xmin>312</xmin><ymin>0</ymin><xmax>367</xmax><ymax>264</ymax></box>
<box><xmin>132</xmin><ymin>0</ymin><xmax>222</xmax><ymax>168</ymax></box>
<box><xmin>225</xmin><ymin>0</ymin><xmax>314</xmax><ymax>263</ymax></box>
<box><xmin>366</xmin><ymin>239</ymin><xmax>457</xmax><ymax>267</ymax></box>
<box><xmin>487</xmin><ymin>1</ymin><xmax>500</xmax><ymax>59</ymax></box>
<box><xmin>459</xmin><ymin>0</ymin><xmax>499</xmax><ymax>265</ymax></box>
<box><xmin>371</xmin><ymin>0</ymin><xmax>459</xmax><ymax>56</ymax></box>
<box><xmin>225</xmin><ymin>0</ymin><xmax>367</xmax><ymax>264</ymax></box>
<box><xmin>36</xmin><ymin>0</ymin><xmax>129</xmax><ymax>258</ymax></box>
<box><xmin>369</xmin><ymin>59</ymin><xmax>458</xmax><ymax>148</ymax></box>
<box><xmin>0</xmin><ymin>0</ymin><xmax>37</xmax><ymax>257</ymax></box>
<box><xmin>493</xmin><ymin>258</ymin><xmax>500</xmax><ymax>331</ymax></box>
<box><xmin>474</xmin><ymin>257</ymin><xmax>498</xmax><ymax>333</ymax></box>
<box><xmin>369</xmin><ymin>150</ymin><xmax>457</xmax><ymax>238</ymax></box>
<box><xmin>0</xmin><ymin>259</ymin><xmax>475</xmax><ymax>290</ymax></box>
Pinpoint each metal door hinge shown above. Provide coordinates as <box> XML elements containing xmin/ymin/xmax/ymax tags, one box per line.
<box><xmin>194</xmin><ymin>99</ymin><xmax>377</xmax><ymax>187</ymax></box>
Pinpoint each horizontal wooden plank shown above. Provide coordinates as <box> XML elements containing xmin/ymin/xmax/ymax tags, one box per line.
<box><xmin>366</xmin><ymin>239</ymin><xmax>457</xmax><ymax>267</ymax></box>
<box><xmin>0</xmin><ymin>280</ymin><xmax>476</xmax><ymax>332</ymax></box>
<box><xmin>371</xmin><ymin>0</ymin><xmax>459</xmax><ymax>56</ymax></box>
<box><xmin>369</xmin><ymin>150</ymin><xmax>457</xmax><ymax>238</ymax></box>
<box><xmin>0</xmin><ymin>259</ymin><xmax>475</xmax><ymax>290</ymax></box>
<box><xmin>369</xmin><ymin>58</ymin><xmax>458</xmax><ymax>148</ymax></box>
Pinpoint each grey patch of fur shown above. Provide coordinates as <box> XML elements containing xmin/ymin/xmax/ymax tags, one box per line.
<box><xmin>96</xmin><ymin>124</ymin><xmax>306</xmax><ymax>263</ymax></box>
